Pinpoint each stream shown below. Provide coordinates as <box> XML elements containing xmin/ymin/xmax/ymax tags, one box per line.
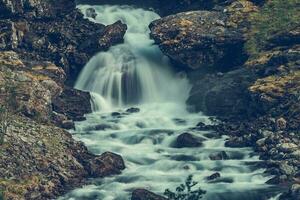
<box><xmin>60</xmin><ymin>4</ymin><xmax>281</xmax><ymax>200</ymax></box>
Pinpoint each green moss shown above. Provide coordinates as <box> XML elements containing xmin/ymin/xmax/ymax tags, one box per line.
<box><xmin>245</xmin><ymin>0</ymin><xmax>300</xmax><ymax>56</ymax></box>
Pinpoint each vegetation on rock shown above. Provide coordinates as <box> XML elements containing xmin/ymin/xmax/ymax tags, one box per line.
<box><xmin>245</xmin><ymin>0</ymin><xmax>300</xmax><ymax>56</ymax></box>
<box><xmin>164</xmin><ymin>175</ymin><xmax>206</xmax><ymax>200</ymax></box>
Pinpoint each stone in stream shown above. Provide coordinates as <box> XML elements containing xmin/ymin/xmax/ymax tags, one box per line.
<box><xmin>225</xmin><ymin>137</ymin><xmax>248</xmax><ymax>148</ymax></box>
<box><xmin>196</xmin><ymin>122</ymin><xmax>212</xmax><ymax>131</ymax></box>
<box><xmin>175</xmin><ymin>132</ymin><xmax>205</xmax><ymax>148</ymax></box>
<box><xmin>203</xmin><ymin>132</ymin><xmax>221</xmax><ymax>139</ymax></box>
<box><xmin>173</xmin><ymin>118</ymin><xmax>187</xmax><ymax>125</ymax></box>
<box><xmin>209</xmin><ymin>151</ymin><xmax>229</xmax><ymax>160</ymax></box>
<box><xmin>208</xmin><ymin>177</ymin><xmax>234</xmax><ymax>184</ymax></box>
<box><xmin>126</xmin><ymin>107</ymin><xmax>141</xmax><ymax>113</ymax></box>
<box><xmin>86</xmin><ymin>7</ymin><xmax>97</xmax><ymax>19</ymax></box>
<box><xmin>206</xmin><ymin>172</ymin><xmax>221</xmax><ymax>181</ymax></box>
<box><xmin>131</xmin><ymin>189</ymin><xmax>167</xmax><ymax>200</ymax></box>
<box><xmin>89</xmin><ymin>152</ymin><xmax>125</xmax><ymax>177</ymax></box>
<box><xmin>94</xmin><ymin>124</ymin><xmax>113</xmax><ymax>131</ymax></box>
<box><xmin>111</xmin><ymin>112</ymin><xmax>122</xmax><ymax>117</ymax></box>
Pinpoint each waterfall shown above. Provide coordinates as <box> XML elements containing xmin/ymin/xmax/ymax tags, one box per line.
<box><xmin>75</xmin><ymin>5</ymin><xmax>190</xmax><ymax>111</ymax></box>
<box><xmin>60</xmin><ymin>5</ymin><xmax>282</xmax><ymax>200</ymax></box>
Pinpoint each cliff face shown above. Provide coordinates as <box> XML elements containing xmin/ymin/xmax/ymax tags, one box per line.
<box><xmin>0</xmin><ymin>0</ymin><xmax>127</xmax><ymax>84</ymax></box>
<box><xmin>0</xmin><ymin>0</ymin><xmax>127</xmax><ymax>199</ymax></box>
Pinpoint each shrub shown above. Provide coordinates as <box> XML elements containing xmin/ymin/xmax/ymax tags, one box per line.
<box><xmin>164</xmin><ymin>175</ymin><xmax>206</xmax><ymax>200</ymax></box>
<box><xmin>245</xmin><ymin>0</ymin><xmax>300</xmax><ymax>56</ymax></box>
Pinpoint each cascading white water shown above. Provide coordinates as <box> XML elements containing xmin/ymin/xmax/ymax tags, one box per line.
<box><xmin>60</xmin><ymin>5</ymin><xmax>282</xmax><ymax>200</ymax></box>
<box><xmin>75</xmin><ymin>5</ymin><xmax>190</xmax><ymax>110</ymax></box>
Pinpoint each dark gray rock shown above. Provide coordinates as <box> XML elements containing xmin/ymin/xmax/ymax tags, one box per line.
<box><xmin>132</xmin><ymin>189</ymin><xmax>167</xmax><ymax>200</ymax></box>
<box><xmin>52</xmin><ymin>87</ymin><xmax>92</xmax><ymax>121</ymax></box>
<box><xmin>225</xmin><ymin>137</ymin><xmax>248</xmax><ymax>148</ymax></box>
<box><xmin>206</xmin><ymin>172</ymin><xmax>221</xmax><ymax>181</ymax></box>
<box><xmin>126</xmin><ymin>107</ymin><xmax>140</xmax><ymax>113</ymax></box>
<box><xmin>187</xmin><ymin>68</ymin><xmax>258</xmax><ymax>118</ymax></box>
<box><xmin>209</xmin><ymin>151</ymin><xmax>229</xmax><ymax>160</ymax></box>
<box><xmin>89</xmin><ymin>152</ymin><xmax>125</xmax><ymax>177</ymax></box>
<box><xmin>176</xmin><ymin>132</ymin><xmax>205</xmax><ymax>148</ymax></box>
<box><xmin>86</xmin><ymin>7</ymin><xmax>97</xmax><ymax>19</ymax></box>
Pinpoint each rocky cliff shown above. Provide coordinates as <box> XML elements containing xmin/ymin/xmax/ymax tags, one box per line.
<box><xmin>0</xmin><ymin>0</ymin><xmax>127</xmax><ymax>199</ymax></box>
<box><xmin>0</xmin><ymin>0</ymin><xmax>127</xmax><ymax>84</ymax></box>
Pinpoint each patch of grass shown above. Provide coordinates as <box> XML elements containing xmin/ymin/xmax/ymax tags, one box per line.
<box><xmin>245</xmin><ymin>0</ymin><xmax>300</xmax><ymax>56</ymax></box>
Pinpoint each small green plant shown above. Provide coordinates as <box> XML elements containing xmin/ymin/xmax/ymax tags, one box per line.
<box><xmin>245</xmin><ymin>0</ymin><xmax>300</xmax><ymax>56</ymax></box>
<box><xmin>164</xmin><ymin>175</ymin><xmax>206</xmax><ymax>200</ymax></box>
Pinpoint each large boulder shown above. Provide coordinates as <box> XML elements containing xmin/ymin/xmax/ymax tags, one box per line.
<box><xmin>150</xmin><ymin>11</ymin><xmax>244</xmax><ymax>71</ymax></box>
<box><xmin>150</xmin><ymin>1</ymin><xmax>257</xmax><ymax>71</ymax></box>
<box><xmin>52</xmin><ymin>86</ymin><xmax>92</xmax><ymax>122</ymax></box>
<box><xmin>0</xmin><ymin>51</ymin><xmax>64</xmax><ymax>122</ymax></box>
<box><xmin>88</xmin><ymin>152</ymin><xmax>125</xmax><ymax>177</ymax></box>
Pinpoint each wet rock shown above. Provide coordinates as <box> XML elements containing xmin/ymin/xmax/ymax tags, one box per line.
<box><xmin>187</xmin><ymin>68</ymin><xmax>258</xmax><ymax>117</ymax></box>
<box><xmin>278</xmin><ymin>143</ymin><xmax>298</xmax><ymax>153</ymax></box>
<box><xmin>52</xmin><ymin>87</ymin><xmax>92</xmax><ymax>122</ymax></box>
<box><xmin>150</xmin><ymin>1</ymin><xmax>257</xmax><ymax>71</ymax></box>
<box><xmin>170</xmin><ymin>155</ymin><xmax>198</xmax><ymax>161</ymax></box>
<box><xmin>289</xmin><ymin>184</ymin><xmax>300</xmax><ymax>199</ymax></box>
<box><xmin>94</xmin><ymin>124</ymin><xmax>113</xmax><ymax>131</ymax></box>
<box><xmin>86</xmin><ymin>7</ymin><xmax>97</xmax><ymax>19</ymax></box>
<box><xmin>209</xmin><ymin>151</ymin><xmax>229</xmax><ymax>160</ymax></box>
<box><xmin>175</xmin><ymin>132</ymin><xmax>205</xmax><ymax>148</ymax></box>
<box><xmin>126</xmin><ymin>107</ymin><xmax>140</xmax><ymax>113</ymax></box>
<box><xmin>225</xmin><ymin>137</ymin><xmax>248</xmax><ymax>148</ymax></box>
<box><xmin>279</xmin><ymin>162</ymin><xmax>297</xmax><ymax>176</ymax></box>
<box><xmin>61</xmin><ymin>120</ymin><xmax>75</xmax><ymax>130</ymax></box>
<box><xmin>206</xmin><ymin>172</ymin><xmax>221</xmax><ymax>181</ymax></box>
<box><xmin>131</xmin><ymin>189</ymin><xmax>167</xmax><ymax>200</ymax></box>
<box><xmin>173</xmin><ymin>118</ymin><xmax>187</xmax><ymax>125</ymax></box>
<box><xmin>89</xmin><ymin>152</ymin><xmax>125</xmax><ymax>177</ymax></box>
<box><xmin>195</xmin><ymin>122</ymin><xmax>214</xmax><ymax>131</ymax></box>
<box><xmin>111</xmin><ymin>112</ymin><xmax>122</xmax><ymax>117</ymax></box>
<box><xmin>203</xmin><ymin>132</ymin><xmax>221</xmax><ymax>139</ymax></box>
<box><xmin>266</xmin><ymin>175</ymin><xmax>288</xmax><ymax>185</ymax></box>
<box><xmin>150</xmin><ymin>10</ymin><xmax>246</xmax><ymax>71</ymax></box>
